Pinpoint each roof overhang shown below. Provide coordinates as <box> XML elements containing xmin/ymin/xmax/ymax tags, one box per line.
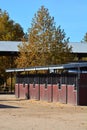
<box><xmin>6</xmin><ymin>62</ymin><xmax>87</xmax><ymax>73</ymax></box>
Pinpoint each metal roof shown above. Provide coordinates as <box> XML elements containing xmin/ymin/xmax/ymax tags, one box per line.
<box><xmin>6</xmin><ymin>62</ymin><xmax>87</xmax><ymax>73</ymax></box>
<box><xmin>0</xmin><ymin>41</ymin><xmax>21</xmax><ymax>52</ymax></box>
<box><xmin>69</xmin><ymin>42</ymin><xmax>87</xmax><ymax>53</ymax></box>
<box><xmin>0</xmin><ymin>41</ymin><xmax>87</xmax><ymax>53</ymax></box>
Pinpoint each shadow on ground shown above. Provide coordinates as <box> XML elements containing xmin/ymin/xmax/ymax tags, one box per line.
<box><xmin>0</xmin><ymin>99</ymin><xmax>20</xmax><ymax>102</ymax></box>
<box><xmin>0</xmin><ymin>104</ymin><xmax>20</xmax><ymax>109</ymax></box>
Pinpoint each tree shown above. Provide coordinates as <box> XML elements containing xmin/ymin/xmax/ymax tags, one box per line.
<box><xmin>0</xmin><ymin>56</ymin><xmax>11</xmax><ymax>80</ymax></box>
<box><xmin>0</xmin><ymin>9</ymin><xmax>24</xmax><ymax>41</ymax></box>
<box><xmin>16</xmin><ymin>6</ymin><xmax>74</xmax><ymax>68</ymax></box>
<box><xmin>0</xmin><ymin>9</ymin><xmax>24</xmax><ymax>88</ymax></box>
<box><xmin>82</xmin><ymin>33</ymin><xmax>87</xmax><ymax>42</ymax></box>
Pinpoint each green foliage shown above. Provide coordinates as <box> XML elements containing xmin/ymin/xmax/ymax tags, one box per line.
<box><xmin>16</xmin><ymin>6</ymin><xmax>74</xmax><ymax>68</ymax></box>
<box><xmin>0</xmin><ymin>9</ymin><xmax>24</xmax><ymax>41</ymax></box>
<box><xmin>82</xmin><ymin>33</ymin><xmax>87</xmax><ymax>42</ymax></box>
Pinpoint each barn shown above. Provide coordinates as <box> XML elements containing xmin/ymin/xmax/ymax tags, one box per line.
<box><xmin>0</xmin><ymin>41</ymin><xmax>87</xmax><ymax>105</ymax></box>
<box><xmin>6</xmin><ymin>62</ymin><xmax>87</xmax><ymax>105</ymax></box>
<box><xmin>0</xmin><ymin>41</ymin><xmax>87</xmax><ymax>93</ymax></box>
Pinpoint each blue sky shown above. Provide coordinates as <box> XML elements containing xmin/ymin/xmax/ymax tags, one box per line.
<box><xmin>0</xmin><ymin>0</ymin><xmax>87</xmax><ymax>42</ymax></box>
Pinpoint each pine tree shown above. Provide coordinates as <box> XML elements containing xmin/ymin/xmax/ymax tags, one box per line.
<box><xmin>16</xmin><ymin>6</ymin><xmax>74</xmax><ymax>68</ymax></box>
<box><xmin>0</xmin><ymin>9</ymin><xmax>24</xmax><ymax>41</ymax></box>
<box><xmin>82</xmin><ymin>33</ymin><xmax>87</xmax><ymax>42</ymax></box>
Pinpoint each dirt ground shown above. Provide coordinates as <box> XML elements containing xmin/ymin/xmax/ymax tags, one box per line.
<box><xmin>0</xmin><ymin>94</ymin><xmax>87</xmax><ymax>130</ymax></box>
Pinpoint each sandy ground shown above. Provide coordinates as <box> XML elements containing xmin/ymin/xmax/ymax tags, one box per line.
<box><xmin>0</xmin><ymin>94</ymin><xmax>87</xmax><ymax>130</ymax></box>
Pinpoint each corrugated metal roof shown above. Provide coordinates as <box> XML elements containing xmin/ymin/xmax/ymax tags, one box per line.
<box><xmin>69</xmin><ymin>42</ymin><xmax>87</xmax><ymax>53</ymax></box>
<box><xmin>0</xmin><ymin>41</ymin><xmax>22</xmax><ymax>52</ymax></box>
<box><xmin>0</xmin><ymin>41</ymin><xmax>87</xmax><ymax>53</ymax></box>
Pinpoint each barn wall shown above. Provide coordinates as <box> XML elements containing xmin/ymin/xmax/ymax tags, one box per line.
<box><xmin>15</xmin><ymin>84</ymin><xmax>29</xmax><ymax>99</ymax></box>
<box><xmin>50</xmin><ymin>84</ymin><xmax>77</xmax><ymax>104</ymax></box>
<box><xmin>40</xmin><ymin>84</ymin><xmax>45</xmax><ymax>101</ymax></box>
<box><xmin>47</xmin><ymin>84</ymin><xmax>52</xmax><ymax>102</ymax></box>
<box><xmin>58</xmin><ymin>85</ymin><xmax>67</xmax><ymax>104</ymax></box>
<box><xmin>18</xmin><ymin>84</ymin><xmax>25</xmax><ymax>98</ymax></box>
<box><xmin>40</xmin><ymin>84</ymin><xmax>52</xmax><ymax>102</ymax></box>
<box><xmin>53</xmin><ymin>84</ymin><xmax>59</xmax><ymax>102</ymax></box>
<box><xmin>29</xmin><ymin>84</ymin><xmax>40</xmax><ymax>100</ymax></box>
<box><xmin>78</xmin><ymin>74</ymin><xmax>87</xmax><ymax>105</ymax></box>
<box><xmin>79</xmin><ymin>86</ymin><xmax>87</xmax><ymax>105</ymax></box>
<box><xmin>25</xmin><ymin>84</ymin><xmax>29</xmax><ymax>99</ymax></box>
<box><xmin>15</xmin><ymin>84</ymin><xmax>19</xmax><ymax>98</ymax></box>
<box><xmin>14</xmin><ymin>73</ymin><xmax>87</xmax><ymax>105</ymax></box>
<box><xmin>67</xmin><ymin>85</ymin><xmax>77</xmax><ymax>105</ymax></box>
<box><xmin>80</xmin><ymin>74</ymin><xmax>87</xmax><ymax>86</ymax></box>
<box><xmin>15</xmin><ymin>83</ymin><xmax>78</xmax><ymax>105</ymax></box>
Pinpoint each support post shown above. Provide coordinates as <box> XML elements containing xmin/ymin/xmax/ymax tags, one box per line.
<box><xmin>77</xmin><ymin>66</ymin><xmax>80</xmax><ymax>105</ymax></box>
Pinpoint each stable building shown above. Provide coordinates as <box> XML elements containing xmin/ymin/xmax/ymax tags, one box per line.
<box><xmin>6</xmin><ymin>62</ymin><xmax>87</xmax><ymax>105</ymax></box>
<box><xmin>0</xmin><ymin>41</ymin><xmax>87</xmax><ymax>105</ymax></box>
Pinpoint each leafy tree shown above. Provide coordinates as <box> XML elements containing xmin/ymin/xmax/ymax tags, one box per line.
<box><xmin>16</xmin><ymin>6</ymin><xmax>74</xmax><ymax>68</ymax></box>
<box><xmin>0</xmin><ymin>9</ymin><xmax>24</xmax><ymax>41</ymax></box>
